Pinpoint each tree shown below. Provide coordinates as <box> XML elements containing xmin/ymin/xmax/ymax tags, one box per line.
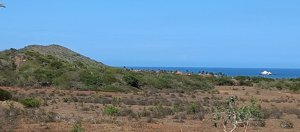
<box><xmin>212</xmin><ymin>97</ymin><xmax>262</xmax><ymax>132</ymax></box>
<box><xmin>123</xmin><ymin>75</ymin><xmax>140</xmax><ymax>88</ymax></box>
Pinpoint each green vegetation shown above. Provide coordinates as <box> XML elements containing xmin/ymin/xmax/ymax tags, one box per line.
<box><xmin>1</xmin><ymin>45</ymin><xmax>300</xmax><ymax>93</ymax></box>
<box><xmin>0</xmin><ymin>45</ymin><xmax>215</xmax><ymax>91</ymax></box>
<box><xmin>103</xmin><ymin>105</ymin><xmax>119</xmax><ymax>116</ymax></box>
<box><xmin>148</xmin><ymin>104</ymin><xmax>173</xmax><ymax>118</ymax></box>
<box><xmin>123</xmin><ymin>74</ymin><xmax>140</xmax><ymax>88</ymax></box>
<box><xmin>20</xmin><ymin>98</ymin><xmax>41</xmax><ymax>108</ymax></box>
<box><xmin>186</xmin><ymin>103</ymin><xmax>203</xmax><ymax>114</ymax></box>
<box><xmin>0</xmin><ymin>89</ymin><xmax>12</xmax><ymax>101</ymax></box>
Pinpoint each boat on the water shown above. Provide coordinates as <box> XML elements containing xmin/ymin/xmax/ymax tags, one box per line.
<box><xmin>260</xmin><ymin>70</ymin><xmax>272</xmax><ymax>75</ymax></box>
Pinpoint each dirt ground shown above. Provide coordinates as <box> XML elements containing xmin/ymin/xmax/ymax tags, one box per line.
<box><xmin>1</xmin><ymin>86</ymin><xmax>300</xmax><ymax>132</ymax></box>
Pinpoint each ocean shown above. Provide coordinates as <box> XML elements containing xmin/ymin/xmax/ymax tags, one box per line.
<box><xmin>127</xmin><ymin>67</ymin><xmax>300</xmax><ymax>79</ymax></box>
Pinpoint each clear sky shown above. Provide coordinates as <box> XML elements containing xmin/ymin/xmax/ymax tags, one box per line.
<box><xmin>0</xmin><ymin>0</ymin><xmax>300</xmax><ymax>68</ymax></box>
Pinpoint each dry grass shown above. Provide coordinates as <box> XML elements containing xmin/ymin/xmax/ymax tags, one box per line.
<box><xmin>1</xmin><ymin>86</ymin><xmax>300</xmax><ymax>131</ymax></box>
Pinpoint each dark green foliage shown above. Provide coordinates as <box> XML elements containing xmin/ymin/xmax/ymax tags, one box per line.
<box><xmin>0</xmin><ymin>89</ymin><xmax>12</xmax><ymax>101</ymax></box>
<box><xmin>123</xmin><ymin>75</ymin><xmax>140</xmax><ymax>88</ymax></box>
<box><xmin>20</xmin><ymin>98</ymin><xmax>41</xmax><ymax>108</ymax></box>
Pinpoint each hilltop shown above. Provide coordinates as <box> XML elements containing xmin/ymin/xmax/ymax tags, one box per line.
<box><xmin>21</xmin><ymin>45</ymin><xmax>104</xmax><ymax>67</ymax></box>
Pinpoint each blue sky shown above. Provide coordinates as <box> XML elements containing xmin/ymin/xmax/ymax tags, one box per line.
<box><xmin>0</xmin><ymin>0</ymin><xmax>300</xmax><ymax>68</ymax></box>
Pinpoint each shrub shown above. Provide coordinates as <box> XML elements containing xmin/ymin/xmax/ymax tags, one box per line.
<box><xmin>71</xmin><ymin>120</ymin><xmax>85</xmax><ymax>132</ymax></box>
<box><xmin>112</xmin><ymin>97</ymin><xmax>122</xmax><ymax>106</ymax></box>
<box><xmin>20</xmin><ymin>98</ymin><xmax>41</xmax><ymax>108</ymax></box>
<box><xmin>0</xmin><ymin>89</ymin><xmax>12</xmax><ymax>101</ymax></box>
<box><xmin>280</xmin><ymin>120</ymin><xmax>293</xmax><ymax>129</ymax></box>
<box><xmin>149</xmin><ymin>104</ymin><xmax>174</xmax><ymax>119</ymax></box>
<box><xmin>173</xmin><ymin>113</ymin><xmax>187</xmax><ymax>120</ymax></box>
<box><xmin>103</xmin><ymin>105</ymin><xmax>119</xmax><ymax>116</ymax></box>
<box><xmin>186</xmin><ymin>103</ymin><xmax>203</xmax><ymax>114</ymax></box>
<box><xmin>123</xmin><ymin>75</ymin><xmax>140</xmax><ymax>88</ymax></box>
<box><xmin>212</xmin><ymin>97</ymin><xmax>262</xmax><ymax>132</ymax></box>
<box><xmin>173</xmin><ymin>102</ymin><xmax>184</xmax><ymax>113</ymax></box>
<box><xmin>192</xmin><ymin>111</ymin><xmax>206</xmax><ymax>121</ymax></box>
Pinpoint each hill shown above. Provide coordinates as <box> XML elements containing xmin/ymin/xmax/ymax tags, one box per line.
<box><xmin>0</xmin><ymin>44</ymin><xmax>114</xmax><ymax>90</ymax></box>
<box><xmin>21</xmin><ymin>45</ymin><xmax>104</xmax><ymax>67</ymax></box>
<box><xmin>0</xmin><ymin>44</ymin><xmax>216</xmax><ymax>91</ymax></box>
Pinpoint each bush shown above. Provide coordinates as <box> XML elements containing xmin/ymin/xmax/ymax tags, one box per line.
<box><xmin>79</xmin><ymin>70</ymin><xmax>104</xmax><ymax>88</ymax></box>
<box><xmin>103</xmin><ymin>105</ymin><xmax>119</xmax><ymax>116</ymax></box>
<box><xmin>71</xmin><ymin>121</ymin><xmax>85</xmax><ymax>132</ymax></box>
<box><xmin>280</xmin><ymin>120</ymin><xmax>293</xmax><ymax>129</ymax></box>
<box><xmin>123</xmin><ymin>75</ymin><xmax>140</xmax><ymax>88</ymax></box>
<box><xmin>0</xmin><ymin>89</ymin><xmax>12</xmax><ymax>101</ymax></box>
<box><xmin>20</xmin><ymin>98</ymin><xmax>41</xmax><ymax>108</ymax></box>
<box><xmin>212</xmin><ymin>97</ymin><xmax>262</xmax><ymax>131</ymax></box>
<box><xmin>149</xmin><ymin>104</ymin><xmax>174</xmax><ymax>119</ymax></box>
<box><xmin>186</xmin><ymin>103</ymin><xmax>203</xmax><ymax>114</ymax></box>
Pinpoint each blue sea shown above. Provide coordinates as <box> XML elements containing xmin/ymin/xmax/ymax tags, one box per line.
<box><xmin>127</xmin><ymin>67</ymin><xmax>300</xmax><ymax>79</ymax></box>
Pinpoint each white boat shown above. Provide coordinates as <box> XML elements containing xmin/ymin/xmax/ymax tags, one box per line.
<box><xmin>261</xmin><ymin>70</ymin><xmax>272</xmax><ymax>75</ymax></box>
